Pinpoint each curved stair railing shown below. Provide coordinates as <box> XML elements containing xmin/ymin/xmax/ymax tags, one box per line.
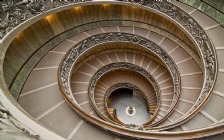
<box><xmin>0</xmin><ymin>0</ymin><xmax>222</xmax><ymax>139</ymax></box>
<box><xmin>88</xmin><ymin>62</ymin><xmax>160</xmax><ymax>125</ymax></box>
<box><xmin>58</xmin><ymin>32</ymin><xmax>181</xmax><ymax>129</ymax></box>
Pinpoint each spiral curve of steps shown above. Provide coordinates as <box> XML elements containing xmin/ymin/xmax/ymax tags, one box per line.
<box><xmin>1</xmin><ymin>0</ymin><xmax>224</xmax><ymax>140</ymax></box>
<box><xmin>17</xmin><ymin>25</ymin><xmax>205</xmax><ymax>139</ymax></box>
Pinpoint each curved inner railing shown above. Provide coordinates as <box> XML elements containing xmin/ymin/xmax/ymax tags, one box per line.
<box><xmin>58</xmin><ymin>32</ymin><xmax>181</xmax><ymax>130</ymax></box>
<box><xmin>0</xmin><ymin>0</ymin><xmax>221</xmax><ymax>139</ymax></box>
<box><xmin>104</xmin><ymin>83</ymin><xmax>149</xmax><ymax>112</ymax></box>
<box><xmin>148</xmin><ymin>1</ymin><xmax>217</xmax><ymax>129</ymax></box>
<box><xmin>58</xmin><ymin>0</ymin><xmax>218</xmax><ymax>134</ymax></box>
<box><xmin>88</xmin><ymin>62</ymin><xmax>160</xmax><ymax>125</ymax></box>
<box><xmin>104</xmin><ymin>83</ymin><xmax>157</xmax><ymax>125</ymax></box>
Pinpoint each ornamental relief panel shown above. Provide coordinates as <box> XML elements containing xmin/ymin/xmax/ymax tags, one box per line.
<box><xmin>0</xmin><ymin>0</ymin><xmax>88</xmax><ymax>39</ymax></box>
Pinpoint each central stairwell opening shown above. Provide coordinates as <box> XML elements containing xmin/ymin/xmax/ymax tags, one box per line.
<box><xmin>107</xmin><ymin>88</ymin><xmax>150</xmax><ymax>125</ymax></box>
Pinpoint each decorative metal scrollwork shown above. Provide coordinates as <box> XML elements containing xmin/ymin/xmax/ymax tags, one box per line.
<box><xmin>0</xmin><ymin>0</ymin><xmax>215</xmax><ymax>132</ymax></box>
<box><xmin>27</xmin><ymin>0</ymin><xmax>46</xmax><ymax>14</ymax></box>
<box><xmin>88</xmin><ymin>62</ymin><xmax>160</xmax><ymax>124</ymax></box>
<box><xmin>58</xmin><ymin>32</ymin><xmax>181</xmax><ymax>128</ymax></box>
<box><xmin>105</xmin><ymin>83</ymin><xmax>149</xmax><ymax>106</ymax></box>
<box><xmin>0</xmin><ymin>0</ymin><xmax>90</xmax><ymax>39</ymax></box>
<box><xmin>148</xmin><ymin>1</ymin><xmax>217</xmax><ymax>129</ymax></box>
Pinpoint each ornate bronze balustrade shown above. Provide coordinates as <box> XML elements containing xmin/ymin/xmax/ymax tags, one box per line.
<box><xmin>88</xmin><ymin>63</ymin><xmax>160</xmax><ymax>125</ymax></box>
<box><xmin>0</xmin><ymin>0</ymin><xmax>219</xmax><ymax>138</ymax></box>
<box><xmin>148</xmin><ymin>1</ymin><xmax>217</xmax><ymax>130</ymax></box>
<box><xmin>58</xmin><ymin>32</ymin><xmax>181</xmax><ymax>130</ymax></box>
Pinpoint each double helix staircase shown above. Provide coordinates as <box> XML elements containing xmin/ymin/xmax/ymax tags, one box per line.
<box><xmin>0</xmin><ymin>0</ymin><xmax>224</xmax><ymax>140</ymax></box>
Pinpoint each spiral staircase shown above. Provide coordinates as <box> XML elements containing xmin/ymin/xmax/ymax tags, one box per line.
<box><xmin>0</xmin><ymin>0</ymin><xmax>224</xmax><ymax>140</ymax></box>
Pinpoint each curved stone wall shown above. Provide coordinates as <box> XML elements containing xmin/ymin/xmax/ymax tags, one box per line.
<box><xmin>2</xmin><ymin>2</ymin><xmax>201</xmax><ymax>100</ymax></box>
<box><xmin>0</xmin><ymin>1</ymin><xmax>223</xmax><ymax>140</ymax></box>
